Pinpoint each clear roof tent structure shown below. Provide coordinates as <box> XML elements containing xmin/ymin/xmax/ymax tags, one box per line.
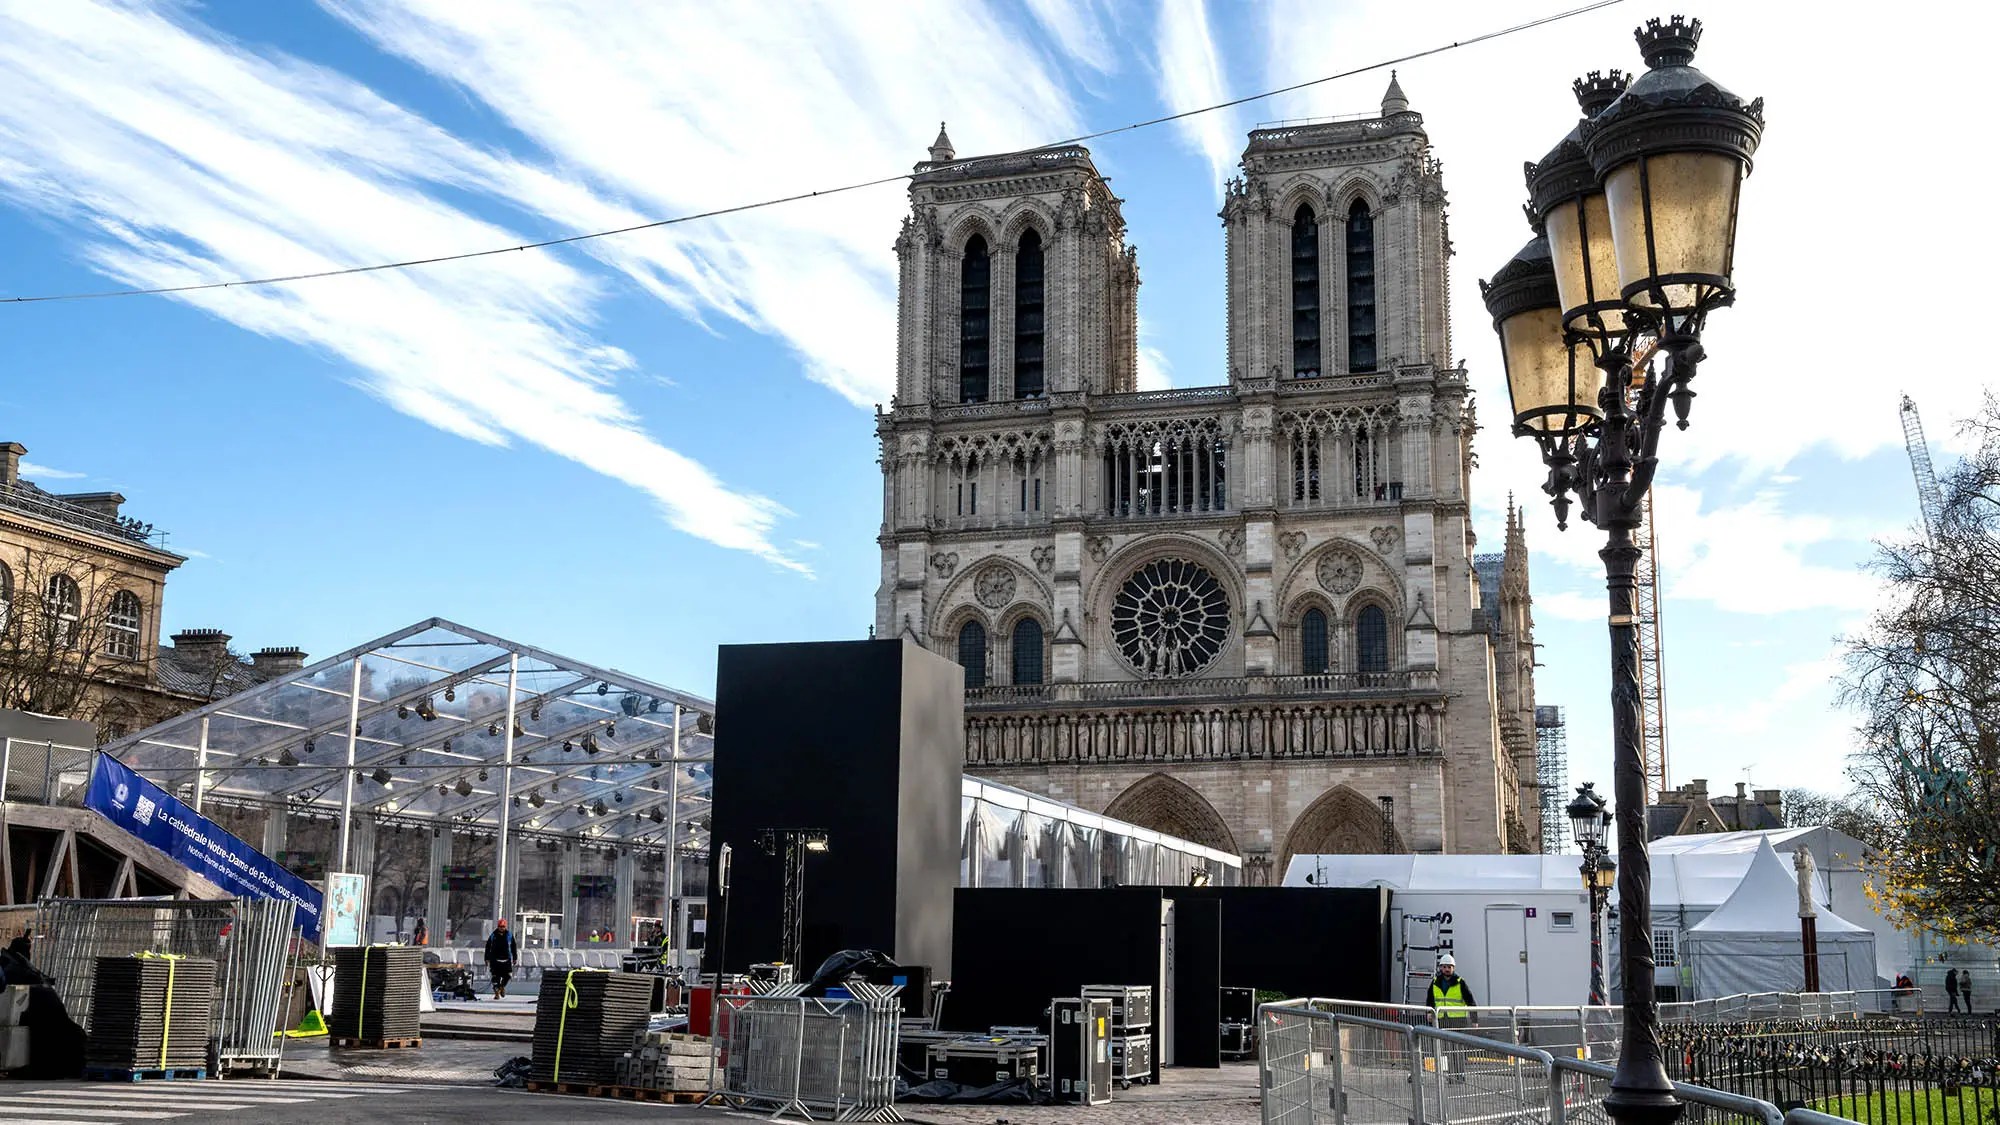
<box><xmin>105</xmin><ymin>618</ymin><xmax>715</xmax><ymax>860</ymax></box>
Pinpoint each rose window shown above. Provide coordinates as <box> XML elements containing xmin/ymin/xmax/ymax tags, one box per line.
<box><xmin>1111</xmin><ymin>558</ymin><xmax>1231</xmax><ymax>677</ymax></box>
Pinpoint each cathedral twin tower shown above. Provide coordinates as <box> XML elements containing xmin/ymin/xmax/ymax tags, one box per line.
<box><xmin>874</xmin><ymin>77</ymin><xmax>1539</xmax><ymax>876</ymax></box>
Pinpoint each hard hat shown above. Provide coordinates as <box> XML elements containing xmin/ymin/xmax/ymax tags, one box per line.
<box><xmin>1439</xmin><ymin>953</ymin><xmax>1456</xmax><ymax>968</ymax></box>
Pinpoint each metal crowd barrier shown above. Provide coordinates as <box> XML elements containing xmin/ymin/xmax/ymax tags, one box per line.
<box><xmin>714</xmin><ymin>982</ymin><xmax>902</xmax><ymax>1122</ymax></box>
<box><xmin>1261</xmin><ymin>1001</ymin><xmax>1789</xmax><ymax>1125</ymax></box>
<box><xmin>34</xmin><ymin>897</ymin><xmax>301</xmax><ymax>1075</ymax></box>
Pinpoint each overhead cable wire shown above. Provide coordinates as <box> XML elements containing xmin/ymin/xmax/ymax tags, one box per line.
<box><xmin>0</xmin><ymin>0</ymin><xmax>1625</xmax><ymax>306</ymax></box>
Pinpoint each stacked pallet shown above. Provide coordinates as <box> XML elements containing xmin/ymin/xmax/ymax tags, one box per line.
<box><xmin>84</xmin><ymin>955</ymin><xmax>216</xmax><ymax>1076</ymax></box>
<box><xmin>329</xmin><ymin>946</ymin><xmax>424</xmax><ymax>1045</ymax></box>
<box><xmin>613</xmin><ymin>1029</ymin><xmax>717</xmax><ymax>1092</ymax></box>
<box><xmin>530</xmin><ymin>970</ymin><xmax>654</xmax><ymax>1085</ymax></box>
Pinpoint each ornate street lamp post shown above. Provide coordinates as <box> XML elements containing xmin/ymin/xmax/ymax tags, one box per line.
<box><xmin>1481</xmin><ymin>16</ymin><xmax>1763</xmax><ymax>1125</ymax></box>
<box><xmin>1568</xmin><ymin>782</ymin><xmax>1617</xmax><ymax>1005</ymax></box>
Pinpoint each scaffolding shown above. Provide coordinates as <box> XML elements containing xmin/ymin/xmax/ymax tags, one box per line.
<box><xmin>1633</xmin><ymin>491</ymin><xmax>1671</xmax><ymax>803</ymax></box>
<box><xmin>1536</xmin><ymin>706</ymin><xmax>1569</xmax><ymax>854</ymax></box>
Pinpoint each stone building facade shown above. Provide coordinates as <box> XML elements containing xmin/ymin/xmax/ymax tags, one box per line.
<box><xmin>874</xmin><ymin>79</ymin><xmax>1539</xmax><ymax>878</ymax></box>
<box><xmin>0</xmin><ymin>441</ymin><xmax>304</xmax><ymax>739</ymax></box>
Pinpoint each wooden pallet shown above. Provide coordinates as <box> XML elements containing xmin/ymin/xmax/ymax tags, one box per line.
<box><xmin>523</xmin><ymin>1080</ymin><xmax>705</xmax><ymax>1103</ymax></box>
<box><xmin>84</xmin><ymin>1066</ymin><xmax>208</xmax><ymax>1082</ymax></box>
<box><xmin>331</xmin><ymin>1036</ymin><xmax>423</xmax><ymax>1049</ymax></box>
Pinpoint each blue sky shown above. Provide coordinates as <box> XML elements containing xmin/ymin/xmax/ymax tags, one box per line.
<box><xmin>2</xmin><ymin>0</ymin><xmax>1992</xmax><ymax>827</ymax></box>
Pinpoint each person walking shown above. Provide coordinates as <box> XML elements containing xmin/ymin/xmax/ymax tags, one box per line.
<box><xmin>412</xmin><ymin>918</ymin><xmax>428</xmax><ymax>947</ymax></box>
<box><xmin>1427</xmin><ymin>953</ymin><xmax>1477</xmax><ymax>1084</ymax></box>
<box><xmin>484</xmin><ymin>919</ymin><xmax>519</xmax><ymax>1000</ymax></box>
<box><xmin>1947</xmin><ymin>968</ymin><xmax>1962</xmax><ymax>1014</ymax></box>
<box><xmin>1962</xmin><ymin>974</ymin><xmax>1975</xmax><ymax>1014</ymax></box>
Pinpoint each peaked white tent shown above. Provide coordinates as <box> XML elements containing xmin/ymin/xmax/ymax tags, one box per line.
<box><xmin>1683</xmin><ymin>840</ymin><xmax>1876</xmax><ymax>998</ymax></box>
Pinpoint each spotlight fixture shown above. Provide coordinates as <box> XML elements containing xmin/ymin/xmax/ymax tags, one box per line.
<box><xmin>437</xmin><ymin>784</ymin><xmax>449</xmax><ymax>796</ymax></box>
<box><xmin>415</xmin><ymin>697</ymin><xmax>438</xmax><ymax>721</ymax></box>
<box><xmin>255</xmin><ymin>755</ymin><xmax>270</xmax><ymax>766</ymax></box>
<box><xmin>696</xmin><ymin>713</ymin><xmax>714</xmax><ymax>736</ymax></box>
<box><xmin>279</xmin><ymin>747</ymin><xmax>299</xmax><ymax>767</ymax></box>
<box><xmin>399</xmin><ymin>754</ymin><xmax>409</xmax><ymax>766</ymax></box>
<box><xmin>444</xmin><ymin>685</ymin><xmax>456</xmax><ymax>702</ymax></box>
<box><xmin>593</xmin><ymin>800</ymin><xmax>608</xmax><ymax>817</ymax></box>
<box><xmin>647</xmin><ymin>697</ymin><xmax>661</xmax><ymax>714</ymax></box>
<box><xmin>649</xmin><ymin>807</ymin><xmax>665</xmax><ymax>824</ymax></box>
<box><xmin>529</xmin><ymin>791</ymin><xmax>545</xmax><ymax>808</ymax></box>
<box><xmin>614</xmin><ymin>792</ymin><xmax>624</xmax><ymax>803</ymax></box>
<box><xmin>597</xmin><ymin>681</ymin><xmax>609</xmax><ymax>696</ymax></box>
<box><xmin>804</xmin><ymin>831</ymin><xmax>830</xmax><ymax>853</ymax></box>
<box><xmin>551</xmin><ymin>780</ymin><xmax>561</xmax><ymax>794</ymax></box>
<box><xmin>584</xmin><ymin>734</ymin><xmax>599</xmax><ymax>755</ymax></box>
<box><xmin>454</xmin><ymin>778</ymin><xmax>473</xmax><ymax>797</ymax></box>
<box><xmin>354</xmin><ymin>771</ymin><xmax>364</xmax><ymax>783</ymax></box>
<box><xmin>530</xmin><ymin>704</ymin><xmax>542</xmax><ymax>721</ymax></box>
<box><xmin>488</xmin><ymin>722</ymin><xmax>500</xmax><ymax>737</ymax></box>
<box><xmin>563</xmin><ymin>739</ymin><xmax>574</xmax><ymax>753</ymax></box>
<box><xmin>442</xmin><ymin>738</ymin><xmax>453</xmax><ymax>751</ymax></box>
<box><xmin>605</xmin><ymin>722</ymin><xmax>616</xmax><ymax>738</ymax></box>
<box><xmin>512</xmin><ymin>719</ymin><xmax>527</xmax><ymax>739</ymax></box>
<box><xmin>371</xmin><ymin>767</ymin><xmax>393</xmax><ymax>786</ymax></box>
<box><xmin>478</xmin><ymin>768</ymin><xmax>489</xmax><ymax>781</ymax></box>
<box><xmin>304</xmin><ymin>736</ymin><xmax>317</xmax><ymax>754</ymax></box>
<box><xmin>512</xmin><ymin>795</ymin><xmax>521</xmax><ymax>808</ymax></box>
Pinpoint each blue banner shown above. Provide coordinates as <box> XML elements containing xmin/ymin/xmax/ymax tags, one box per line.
<box><xmin>85</xmin><ymin>754</ymin><xmax>326</xmax><ymax>943</ymax></box>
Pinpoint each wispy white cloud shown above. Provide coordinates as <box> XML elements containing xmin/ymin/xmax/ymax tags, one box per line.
<box><xmin>18</xmin><ymin>461</ymin><xmax>84</xmax><ymax>480</ymax></box>
<box><xmin>320</xmin><ymin>0</ymin><xmax>1085</xmax><ymax>410</ymax></box>
<box><xmin>1153</xmin><ymin>0</ymin><xmax>1236</xmax><ymax>193</ymax></box>
<box><xmin>1021</xmin><ymin>0</ymin><xmax>1119</xmax><ymax>76</ymax></box>
<box><xmin>1136</xmin><ymin>316</ymin><xmax>1174</xmax><ymax>391</ymax></box>
<box><xmin>0</xmin><ymin>1</ymin><xmax>803</xmax><ymax>572</ymax></box>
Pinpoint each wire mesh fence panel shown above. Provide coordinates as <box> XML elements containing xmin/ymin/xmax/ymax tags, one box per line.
<box><xmin>1259</xmin><ymin>1001</ymin><xmax>1329</xmax><ymax>1125</ymax></box>
<box><xmin>1</xmin><ymin>739</ymin><xmax>98</xmax><ymax>805</ymax></box>
<box><xmin>1340</xmin><ymin>1015</ymin><xmax>1425</xmax><ymax>1125</ymax></box>
<box><xmin>214</xmin><ymin>897</ymin><xmax>297</xmax><ymax>1073</ymax></box>
<box><xmin>34</xmin><ymin>898</ymin><xmax>235</xmax><ymax>1034</ymax></box>
<box><xmin>717</xmin><ymin>990</ymin><xmax>901</xmax><ymax>1122</ymax></box>
<box><xmin>1412</xmin><ymin>1027</ymin><xmax>1554</xmax><ymax>1125</ymax></box>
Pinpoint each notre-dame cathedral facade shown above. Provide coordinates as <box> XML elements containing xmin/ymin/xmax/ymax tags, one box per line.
<box><xmin>874</xmin><ymin>78</ymin><xmax>1539</xmax><ymax>880</ymax></box>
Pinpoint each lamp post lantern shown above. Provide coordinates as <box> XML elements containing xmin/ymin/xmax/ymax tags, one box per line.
<box><xmin>1481</xmin><ymin>16</ymin><xmax>1763</xmax><ymax>1125</ymax></box>
<box><xmin>1568</xmin><ymin>782</ymin><xmax>1616</xmax><ymax>1006</ymax></box>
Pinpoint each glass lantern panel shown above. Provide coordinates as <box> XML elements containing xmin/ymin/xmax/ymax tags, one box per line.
<box><xmin>1545</xmin><ymin>191</ymin><xmax>1626</xmax><ymax>334</ymax></box>
<box><xmin>1502</xmin><ymin>307</ymin><xmax>1602</xmax><ymax>432</ymax></box>
<box><xmin>1605</xmin><ymin>151</ymin><xmax>1742</xmax><ymax>311</ymax></box>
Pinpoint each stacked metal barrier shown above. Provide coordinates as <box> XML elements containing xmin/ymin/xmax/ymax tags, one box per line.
<box><xmin>1260</xmin><ymin>1002</ymin><xmax>1790</xmax><ymax>1125</ymax></box>
<box><xmin>33</xmin><ymin>897</ymin><xmax>299</xmax><ymax>1075</ymax></box>
<box><xmin>715</xmin><ymin>982</ymin><xmax>902</xmax><ymax>1122</ymax></box>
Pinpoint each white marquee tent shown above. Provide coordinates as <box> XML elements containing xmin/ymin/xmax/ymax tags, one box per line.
<box><xmin>1682</xmin><ymin>840</ymin><xmax>1876</xmax><ymax>999</ymax></box>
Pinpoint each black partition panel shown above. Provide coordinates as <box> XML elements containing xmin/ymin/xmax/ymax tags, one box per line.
<box><xmin>1165</xmin><ymin>886</ymin><xmax>1390</xmax><ymax>1003</ymax></box>
<box><xmin>1173</xmin><ymin>895</ymin><xmax>1222</xmax><ymax>1068</ymax></box>
<box><xmin>948</xmin><ymin>887</ymin><xmax>1165</xmax><ymax>1033</ymax></box>
<box><xmin>705</xmin><ymin>639</ymin><xmax>963</xmax><ymax>977</ymax></box>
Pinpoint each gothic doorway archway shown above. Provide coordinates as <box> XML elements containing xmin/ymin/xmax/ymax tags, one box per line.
<box><xmin>1280</xmin><ymin>785</ymin><xmax>1404</xmax><ymax>871</ymax></box>
<box><xmin>1103</xmin><ymin>773</ymin><xmax>1239</xmax><ymax>856</ymax></box>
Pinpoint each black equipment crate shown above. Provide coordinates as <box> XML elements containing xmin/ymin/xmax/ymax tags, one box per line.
<box><xmin>1219</xmin><ymin>986</ymin><xmax>1257</xmax><ymax>1024</ymax></box>
<box><xmin>1111</xmin><ymin>1031</ymin><xmax>1153</xmax><ymax>1086</ymax></box>
<box><xmin>1220</xmin><ymin>1020</ymin><xmax>1256</xmax><ymax>1058</ymax></box>
<box><xmin>1048</xmin><ymin>997</ymin><xmax>1112</xmax><ymax>1106</ymax></box>
<box><xmin>928</xmin><ymin>1039</ymin><xmax>1041</xmax><ymax>1086</ymax></box>
<box><xmin>1081</xmin><ymin>984</ymin><xmax>1152</xmax><ymax>1030</ymax></box>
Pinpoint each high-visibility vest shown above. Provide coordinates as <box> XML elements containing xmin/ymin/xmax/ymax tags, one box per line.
<box><xmin>1431</xmin><ymin>977</ymin><xmax>1469</xmax><ymax>1019</ymax></box>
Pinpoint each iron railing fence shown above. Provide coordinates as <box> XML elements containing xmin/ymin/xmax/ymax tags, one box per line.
<box><xmin>1664</xmin><ymin>1018</ymin><xmax>2000</xmax><ymax>1122</ymax></box>
<box><xmin>34</xmin><ymin>897</ymin><xmax>301</xmax><ymax>1074</ymax></box>
<box><xmin>1</xmin><ymin>736</ymin><xmax>99</xmax><ymax>806</ymax></box>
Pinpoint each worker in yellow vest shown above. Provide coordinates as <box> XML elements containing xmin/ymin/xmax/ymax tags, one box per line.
<box><xmin>1427</xmin><ymin>953</ymin><xmax>1477</xmax><ymax>1084</ymax></box>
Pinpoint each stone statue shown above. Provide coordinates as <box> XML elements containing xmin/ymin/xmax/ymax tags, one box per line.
<box><xmin>1794</xmin><ymin>848</ymin><xmax>1818</xmax><ymax>918</ymax></box>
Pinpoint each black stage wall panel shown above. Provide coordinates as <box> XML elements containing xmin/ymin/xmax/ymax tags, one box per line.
<box><xmin>1173</xmin><ymin>895</ymin><xmax>1221</xmax><ymax>1068</ymax></box>
<box><xmin>1165</xmin><ymin>886</ymin><xmax>1389</xmax><ymax>1003</ymax></box>
<box><xmin>706</xmin><ymin>639</ymin><xmax>962</xmax><ymax>977</ymax></box>
<box><xmin>948</xmin><ymin>888</ymin><xmax>1165</xmax><ymax>1033</ymax></box>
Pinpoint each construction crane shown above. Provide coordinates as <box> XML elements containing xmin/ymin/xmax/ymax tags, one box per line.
<box><xmin>1634</xmin><ymin>490</ymin><xmax>1671</xmax><ymax>803</ymax></box>
<box><xmin>1900</xmin><ymin>395</ymin><xmax>1945</xmax><ymax>541</ymax></box>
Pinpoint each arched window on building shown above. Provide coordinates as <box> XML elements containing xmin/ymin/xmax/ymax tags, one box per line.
<box><xmin>46</xmin><ymin>573</ymin><xmax>80</xmax><ymax>650</ymax></box>
<box><xmin>1014</xmin><ymin>230</ymin><xmax>1045</xmax><ymax>399</ymax></box>
<box><xmin>957</xmin><ymin>620</ymin><xmax>988</xmax><ymax>689</ymax></box>
<box><xmin>1356</xmin><ymin>604</ymin><xmax>1390</xmax><ymax>674</ymax></box>
<box><xmin>1011</xmin><ymin>618</ymin><xmax>1045</xmax><ymax>686</ymax></box>
<box><xmin>960</xmin><ymin>235</ymin><xmax>991</xmax><ymax>403</ymax></box>
<box><xmin>1291</xmin><ymin>204</ymin><xmax>1321</xmax><ymax>378</ymax></box>
<box><xmin>106</xmin><ymin>589</ymin><xmax>142</xmax><ymax>660</ymax></box>
<box><xmin>0</xmin><ymin>560</ymin><xmax>11</xmax><ymax>633</ymax></box>
<box><xmin>1300</xmin><ymin>608</ymin><xmax>1329</xmax><ymax>675</ymax></box>
<box><xmin>1346</xmin><ymin>199</ymin><xmax>1376</xmax><ymax>372</ymax></box>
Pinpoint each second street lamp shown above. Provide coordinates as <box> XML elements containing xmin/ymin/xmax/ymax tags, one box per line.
<box><xmin>1482</xmin><ymin>16</ymin><xmax>1763</xmax><ymax>1125</ymax></box>
<box><xmin>1568</xmin><ymin>782</ymin><xmax>1616</xmax><ymax>1006</ymax></box>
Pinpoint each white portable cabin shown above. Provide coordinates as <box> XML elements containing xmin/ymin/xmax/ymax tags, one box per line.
<box><xmin>1680</xmin><ymin>840</ymin><xmax>1877</xmax><ymax>998</ymax></box>
<box><xmin>1284</xmin><ymin>854</ymin><xmax>1601</xmax><ymax>1009</ymax></box>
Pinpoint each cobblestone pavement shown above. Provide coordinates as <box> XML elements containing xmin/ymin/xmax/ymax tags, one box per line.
<box><xmin>900</xmin><ymin>1063</ymin><xmax>1263</xmax><ymax>1125</ymax></box>
<box><xmin>280</xmin><ymin>1036</ymin><xmax>521</xmax><ymax>1084</ymax></box>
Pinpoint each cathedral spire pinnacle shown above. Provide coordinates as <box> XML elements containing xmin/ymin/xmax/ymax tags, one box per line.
<box><xmin>928</xmin><ymin>122</ymin><xmax>956</xmax><ymax>163</ymax></box>
<box><xmin>1382</xmin><ymin>70</ymin><xmax>1411</xmax><ymax>115</ymax></box>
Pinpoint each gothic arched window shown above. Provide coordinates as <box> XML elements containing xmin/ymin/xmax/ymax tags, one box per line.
<box><xmin>1291</xmin><ymin>204</ymin><xmax>1321</xmax><ymax>378</ymax></box>
<box><xmin>1346</xmin><ymin>199</ymin><xmax>1376</xmax><ymax>372</ymax></box>
<box><xmin>106</xmin><ymin>589</ymin><xmax>142</xmax><ymax>660</ymax></box>
<box><xmin>46</xmin><ymin>573</ymin><xmax>80</xmax><ymax>650</ymax></box>
<box><xmin>1014</xmin><ymin>230</ymin><xmax>1045</xmax><ymax>399</ymax></box>
<box><xmin>1356</xmin><ymin>604</ymin><xmax>1389</xmax><ymax>674</ymax></box>
<box><xmin>1011</xmin><ymin>617</ymin><xmax>1045</xmax><ymax>686</ymax></box>
<box><xmin>960</xmin><ymin>235</ymin><xmax>991</xmax><ymax>403</ymax></box>
<box><xmin>1300</xmin><ymin>608</ymin><xmax>1329</xmax><ymax>675</ymax></box>
<box><xmin>957</xmin><ymin>619</ymin><xmax>988</xmax><ymax>689</ymax></box>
